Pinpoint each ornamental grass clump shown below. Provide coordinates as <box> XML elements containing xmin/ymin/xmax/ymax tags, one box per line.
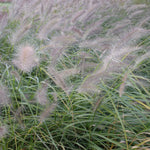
<box><xmin>0</xmin><ymin>0</ymin><xmax>150</xmax><ymax>149</ymax></box>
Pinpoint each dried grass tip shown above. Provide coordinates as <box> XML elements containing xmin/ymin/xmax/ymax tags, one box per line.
<box><xmin>0</xmin><ymin>126</ymin><xmax>7</xmax><ymax>138</ymax></box>
<box><xmin>0</xmin><ymin>84</ymin><xmax>10</xmax><ymax>106</ymax></box>
<box><xmin>13</xmin><ymin>45</ymin><xmax>39</xmax><ymax>72</ymax></box>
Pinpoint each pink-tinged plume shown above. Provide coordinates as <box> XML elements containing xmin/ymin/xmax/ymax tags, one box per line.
<box><xmin>0</xmin><ymin>85</ymin><xmax>10</xmax><ymax>106</ymax></box>
<box><xmin>0</xmin><ymin>126</ymin><xmax>7</xmax><ymax>138</ymax></box>
<box><xmin>13</xmin><ymin>45</ymin><xmax>39</xmax><ymax>72</ymax></box>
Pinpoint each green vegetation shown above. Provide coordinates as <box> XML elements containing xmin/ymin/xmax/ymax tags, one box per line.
<box><xmin>0</xmin><ymin>0</ymin><xmax>150</xmax><ymax>150</ymax></box>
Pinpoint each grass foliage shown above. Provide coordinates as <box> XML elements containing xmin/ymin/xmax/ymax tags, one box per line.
<box><xmin>0</xmin><ymin>0</ymin><xmax>150</xmax><ymax>149</ymax></box>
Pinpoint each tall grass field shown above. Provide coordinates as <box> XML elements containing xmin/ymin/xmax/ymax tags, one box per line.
<box><xmin>0</xmin><ymin>0</ymin><xmax>150</xmax><ymax>149</ymax></box>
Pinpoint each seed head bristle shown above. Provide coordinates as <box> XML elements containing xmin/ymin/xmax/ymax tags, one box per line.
<box><xmin>13</xmin><ymin>45</ymin><xmax>39</xmax><ymax>72</ymax></box>
<box><xmin>0</xmin><ymin>84</ymin><xmax>10</xmax><ymax>106</ymax></box>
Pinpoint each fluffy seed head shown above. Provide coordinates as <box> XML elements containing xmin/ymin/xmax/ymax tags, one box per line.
<box><xmin>39</xmin><ymin>103</ymin><xmax>57</xmax><ymax>123</ymax></box>
<box><xmin>119</xmin><ymin>73</ymin><xmax>128</xmax><ymax>97</ymax></box>
<box><xmin>13</xmin><ymin>45</ymin><xmax>39</xmax><ymax>72</ymax></box>
<box><xmin>0</xmin><ymin>126</ymin><xmax>7</xmax><ymax>138</ymax></box>
<box><xmin>0</xmin><ymin>85</ymin><xmax>10</xmax><ymax>106</ymax></box>
<box><xmin>35</xmin><ymin>84</ymin><xmax>48</xmax><ymax>105</ymax></box>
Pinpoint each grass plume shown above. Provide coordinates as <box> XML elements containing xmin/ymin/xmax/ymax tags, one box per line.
<box><xmin>12</xmin><ymin>45</ymin><xmax>39</xmax><ymax>72</ymax></box>
<box><xmin>0</xmin><ymin>84</ymin><xmax>10</xmax><ymax>106</ymax></box>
